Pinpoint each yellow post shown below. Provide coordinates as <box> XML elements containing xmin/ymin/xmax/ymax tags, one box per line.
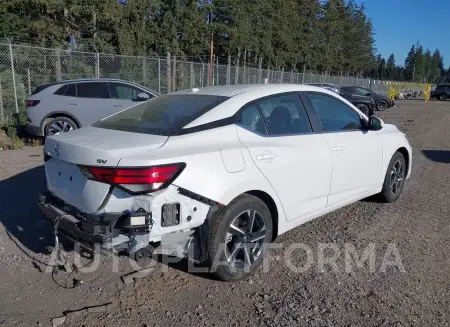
<box><xmin>425</xmin><ymin>84</ymin><xmax>431</xmax><ymax>102</ymax></box>
<box><xmin>389</xmin><ymin>85</ymin><xmax>395</xmax><ymax>100</ymax></box>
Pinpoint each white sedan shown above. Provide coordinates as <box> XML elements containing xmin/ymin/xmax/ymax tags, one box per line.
<box><xmin>39</xmin><ymin>84</ymin><xmax>412</xmax><ymax>281</ymax></box>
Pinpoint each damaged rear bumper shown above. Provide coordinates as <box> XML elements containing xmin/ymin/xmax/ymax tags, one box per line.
<box><xmin>38</xmin><ymin>192</ymin><xmax>151</xmax><ymax>252</ymax></box>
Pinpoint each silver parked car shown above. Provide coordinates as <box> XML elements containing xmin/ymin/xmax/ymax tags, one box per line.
<box><xmin>26</xmin><ymin>78</ymin><xmax>159</xmax><ymax>136</ymax></box>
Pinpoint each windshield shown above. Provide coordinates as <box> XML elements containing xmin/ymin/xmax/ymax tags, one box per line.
<box><xmin>94</xmin><ymin>94</ymin><xmax>229</xmax><ymax>136</ymax></box>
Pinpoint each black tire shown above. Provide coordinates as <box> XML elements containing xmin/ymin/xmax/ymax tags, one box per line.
<box><xmin>356</xmin><ymin>103</ymin><xmax>370</xmax><ymax>116</ymax></box>
<box><xmin>439</xmin><ymin>93</ymin><xmax>447</xmax><ymax>101</ymax></box>
<box><xmin>207</xmin><ymin>194</ymin><xmax>273</xmax><ymax>281</ymax></box>
<box><xmin>44</xmin><ymin>117</ymin><xmax>78</xmax><ymax>136</ymax></box>
<box><xmin>376</xmin><ymin>99</ymin><xmax>388</xmax><ymax>111</ymax></box>
<box><xmin>377</xmin><ymin>151</ymin><xmax>407</xmax><ymax>203</ymax></box>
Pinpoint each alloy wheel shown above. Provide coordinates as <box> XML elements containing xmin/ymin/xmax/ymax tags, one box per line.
<box><xmin>225</xmin><ymin>209</ymin><xmax>266</xmax><ymax>270</ymax></box>
<box><xmin>48</xmin><ymin>120</ymin><xmax>74</xmax><ymax>136</ymax></box>
<box><xmin>389</xmin><ymin>159</ymin><xmax>405</xmax><ymax>195</ymax></box>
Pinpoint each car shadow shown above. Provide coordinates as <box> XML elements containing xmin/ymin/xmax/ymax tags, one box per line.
<box><xmin>0</xmin><ymin>165</ymin><xmax>54</xmax><ymax>257</ymax></box>
<box><xmin>422</xmin><ymin>150</ymin><xmax>450</xmax><ymax>164</ymax></box>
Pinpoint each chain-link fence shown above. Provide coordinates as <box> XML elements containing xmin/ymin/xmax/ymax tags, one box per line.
<box><xmin>0</xmin><ymin>42</ymin><xmax>393</xmax><ymax>126</ymax></box>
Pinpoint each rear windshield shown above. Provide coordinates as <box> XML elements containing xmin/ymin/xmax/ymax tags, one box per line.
<box><xmin>93</xmin><ymin>94</ymin><xmax>228</xmax><ymax>136</ymax></box>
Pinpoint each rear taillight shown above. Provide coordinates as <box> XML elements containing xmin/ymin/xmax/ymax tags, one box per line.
<box><xmin>80</xmin><ymin>163</ymin><xmax>186</xmax><ymax>194</ymax></box>
<box><xmin>27</xmin><ymin>100</ymin><xmax>40</xmax><ymax>107</ymax></box>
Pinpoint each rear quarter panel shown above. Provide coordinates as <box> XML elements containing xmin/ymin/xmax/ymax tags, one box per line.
<box><xmin>117</xmin><ymin>125</ymin><xmax>288</xmax><ymax>223</ymax></box>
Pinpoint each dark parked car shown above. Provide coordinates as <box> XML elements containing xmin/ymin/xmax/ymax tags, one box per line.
<box><xmin>304</xmin><ymin>83</ymin><xmax>375</xmax><ymax>116</ymax></box>
<box><xmin>340</xmin><ymin>86</ymin><xmax>394</xmax><ymax>111</ymax></box>
<box><xmin>430</xmin><ymin>84</ymin><xmax>450</xmax><ymax>101</ymax></box>
<box><xmin>339</xmin><ymin>90</ymin><xmax>375</xmax><ymax>117</ymax></box>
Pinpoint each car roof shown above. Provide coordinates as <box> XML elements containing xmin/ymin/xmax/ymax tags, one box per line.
<box><xmin>179</xmin><ymin>84</ymin><xmax>346</xmax><ymax>129</ymax></box>
<box><xmin>172</xmin><ymin>83</ymin><xmax>328</xmax><ymax>97</ymax></box>
<box><xmin>58</xmin><ymin>78</ymin><xmax>129</xmax><ymax>84</ymax></box>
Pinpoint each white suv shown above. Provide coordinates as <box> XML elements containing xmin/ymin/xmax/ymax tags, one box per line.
<box><xmin>26</xmin><ymin>78</ymin><xmax>158</xmax><ymax>136</ymax></box>
<box><xmin>39</xmin><ymin>84</ymin><xmax>412</xmax><ymax>281</ymax></box>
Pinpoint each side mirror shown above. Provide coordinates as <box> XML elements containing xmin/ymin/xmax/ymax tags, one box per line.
<box><xmin>368</xmin><ymin>116</ymin><xmax>384</xmax><ymax>131</ymax></box>
<box><xmin>134</xmin><ymin>92</ymin><xmax>150</xmax><ymax>101</ymax></box>
<box><xmin>366</xmin><ymin>92</ymin><xmax>372</xmax><ymax>96</ymax></box>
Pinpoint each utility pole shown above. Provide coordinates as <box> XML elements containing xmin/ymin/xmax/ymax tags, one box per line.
<box><xmin>412</xmin><ymin>63</ymin><xmax>416</xmax><ymax>83</ymax></box>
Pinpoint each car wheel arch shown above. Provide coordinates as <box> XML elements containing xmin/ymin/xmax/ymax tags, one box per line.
<box><xmin>396</xmin><ymin>147</ymin><xmax>410</xmax><ymax>176</ymax></box>
<box><xmin>40</xmin><ymin>111</ymin><xmax>81</xmax><ymax>134</ymax></box>
<box><xmin>217</xmin><ymin>186</ymin><xmax>285</xmax><ymax>241</ymax></box>
<box><xmin>245</xmin><ymin>190</ymin><xmax>279</xmax><ymax>241</ymax></box>
<box><xmin>376</xmin><ymin>98</ymin><xmax>389</xmax><ymax>105</ymax></box>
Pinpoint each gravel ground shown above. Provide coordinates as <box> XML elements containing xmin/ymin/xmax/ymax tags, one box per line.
<box><xmin>0</xmin><ymin>100</ymin><xmax>449</xmax><ymax>327</ymax></box>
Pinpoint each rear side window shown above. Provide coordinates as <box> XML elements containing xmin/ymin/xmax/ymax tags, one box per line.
<box><xmin>108</xmin><ymin>82</ymin><xmax>151</xmax><ymax>100</ymax></box>
<box><xmin>240</xmin><ymin>104</ymin><xmax>267</xmax><ymax>135</ymax></box>
<box><xmin>77</xmin><ymin>82</ymin><xmax>110</xmax><ymax>99</ymax></box>
<box><xmin>54</xmin><ymin>85</ymin><xmax>67</xmax><ymax>95</ymax></box>
<box><xmin>65</xmin><ymin>84</ymin><xmax>77</xmax><ymax>97</ymax></box>
<box><xmin>94</xmin><ymin>94</ymin><xmax>228</xmax><ymax>136</ymax></box>
<box><xmin>258</xmin><ymin>94</ymin><xmax>312</xmax><ymax>135</ymax></box>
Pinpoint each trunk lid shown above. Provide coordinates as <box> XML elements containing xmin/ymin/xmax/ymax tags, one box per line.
<box><xmin>44</xmin><ymin>127</ymin><xmax>168</xmax><ymax>213</ymax></box>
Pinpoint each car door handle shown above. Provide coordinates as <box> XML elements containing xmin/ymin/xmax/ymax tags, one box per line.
<box><xmin>113</xmin><ymin>105</ymin><xmax>122</xmax><ymax>107</ymax></box>
<box><xmin>256</xmin><ymin>154</ymin><xmax>278</xmax><ymax>160</ymax></box>
<box><xmin>331</xmin><ymin>145</ymin><xmax>345</xmax><ymax>152</ymax></box>
<box><xmin>68</xmin><ymin>103</ymin><xmax>77</xmax><ymax>106</ymax></box>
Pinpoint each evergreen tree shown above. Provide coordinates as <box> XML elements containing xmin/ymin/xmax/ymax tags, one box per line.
<box><xmin>386</xmin><ymin>54</ymin><xmax>395</xmax><ymax>80</ymax></box>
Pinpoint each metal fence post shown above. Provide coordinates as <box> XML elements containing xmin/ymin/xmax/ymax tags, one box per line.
<box><xmin>226</xmin><ymin>55</ymin><xmax>231</xmax><ymax>85</ymax></box>
<box><xmin>167</xmin><ymin>52</ymin><xmax>171</xmax><ymax>93</ymax></box>
<box><xmin>216</xmin><ymin>56</ymin><xmax>219</xmax><ymax>86</ymax></box>
<box><xmin>158</xmin><ymin>57</ymin><xmax>161</xmax><ymax>93</ymax></box>
<box><xmin>55</xmin><ymin>48</ymin><xmax>62</xmax><ymax>82</ymax></box>
<box><xmin>258</xmin><ymin>58</ymin><xmax>262</xmax><ymax>84</ymax></box>
<box><xmin>172</xmin><ymin>55</ymin><xmax>176</xmax><ymax>91</ymax></box>
<box><xmin>96</xmin><ymin>52</ymin><xmax>100</xmax><ymax>78</ymax></box>
<box><xmin>302</xmin><ymin>65</ymin><xmax>306</xmax><ymax>83</ymax></box>
<box><xmin>0</xmin><ymin>77</ymin><xmax>4</xmax><ymax>124</ymax></box>
<box><xmin>201</xmin><ymin>63</ymin><xmax>205</xmax><ymax>87</ymax></box>
<box><xmin>27</xmin><ymin>68</ymin><xmax>31</xmax><ymax>95</ymax></box>
<box><xmin>142</xmin><ymin>57</ymin><xmax>147</xmax><ymax>83</ymax></box>
<box><xmin>190</xmin><ymin>62</ymin><xmax>194</xmax><ymax>88</ymax></box>
<box><xmin>8</xmin><ymin>42</ymin><xmax>19</xmax><ymax>114</ymax></box>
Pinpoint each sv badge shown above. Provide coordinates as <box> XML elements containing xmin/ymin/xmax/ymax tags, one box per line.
<box><xmin>96</xmin><ymin>159</ymin><xmax>107</xmax><ymax>164</ymax></box>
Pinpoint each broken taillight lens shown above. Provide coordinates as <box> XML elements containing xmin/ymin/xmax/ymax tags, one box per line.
<box><xmin>26</xmin><ymin>99</ymin><xmax>40</xmax><ymax>107</ymax></box>
<box><xmin>80</xmin><ymin>163</ymin><xmax>186</xmax><ymax>194</ymax></box>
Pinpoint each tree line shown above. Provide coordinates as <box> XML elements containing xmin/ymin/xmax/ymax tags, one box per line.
<box><xmin>0</xmin><ymin>0</ymin><xmax>448</xmax><ymax>82</ymax></box>
<box><xmin>1</xmin><ymin>0</ymin><xmax>375</xmax><ymax>75</ymax></box>
<box><xmin>373</xmin><ymin>43</ymin><xmax>449</xmax><ymax>83</ymax></box>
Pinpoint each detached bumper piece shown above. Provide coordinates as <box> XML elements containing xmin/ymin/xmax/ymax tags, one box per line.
<box><xmin>38</xmin><ymin>192</ymin><xmax>152</xmax><ymax>250</ymax></box>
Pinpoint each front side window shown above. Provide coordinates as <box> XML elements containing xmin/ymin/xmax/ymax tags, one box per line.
<box><xmin>108</xmin><ymin>83</ymin><xmax>150</xmax><ymax>100</ymax></box>
<box><xmin>307</xmin><ymin>93</ymin><xmax>363</xmax><ymax>132</ymax></box>
<box><xmin>76</xmin><ymin>82</ymin><xmax>110</xmax><ymax>99</ymax></box>
<box><xmin>355</xmin><ymin>87</ymin><xmax>371</xmax><ymax>96</ymax></box>
<box><xmin>94</xmin><ymin>94</ymin><xmax>228</xmax><ymax>136</ymax></box>
<box><xmin>258</xmin><ymin>94</ymin><xmax>312</xmax><ymax>135</ymax></box>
